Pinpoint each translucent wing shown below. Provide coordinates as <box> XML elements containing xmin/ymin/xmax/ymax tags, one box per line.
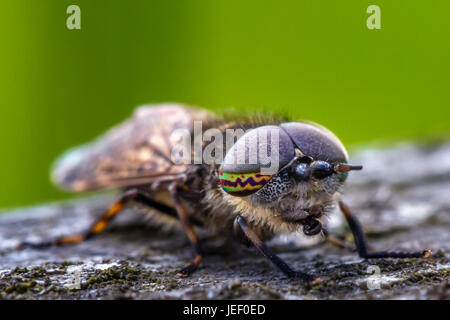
<box><xmin>52</xmin><ymin>104</ymin><xmax>218</xmax><ymax>191</ymax></box>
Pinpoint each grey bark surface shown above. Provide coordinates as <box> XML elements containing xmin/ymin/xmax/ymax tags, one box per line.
<box><xmin>0</xmin><ymin>142</ymin><xmax>449</xmax><ymax>300</ymax></box>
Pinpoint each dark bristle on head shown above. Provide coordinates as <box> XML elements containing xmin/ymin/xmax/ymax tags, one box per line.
<box><xmin>215</xmin><ymin>108</ymin><xmax>291</xmax><ymax>130</ymax></box>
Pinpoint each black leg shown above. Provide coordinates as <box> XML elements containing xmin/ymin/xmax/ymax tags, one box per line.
<box><xmin>18</xmin><ymin>188</ymin><xmax>178</xmax><ymax>249</ymax></box>
<box><xmin>235</xmin><ymin>215</ymin><xmax>321</xmax><ymax>284</ymax></box>
<box><xmin>338</xmin><ymin>201</ymin><xmax>432</xmax><ymax>259</ymax></box>
<box><xmin>168</xmin><ymin>182</ymin><xmax>203</xmax><ymax>277</ymax></box>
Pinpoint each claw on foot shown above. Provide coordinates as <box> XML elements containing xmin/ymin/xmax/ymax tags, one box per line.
<box><xmin>176</xmin><ymin>271</ymin><xmax>190</xmax><ymax>278</ymax></box>
<box><xmin>176</xmin><ymin>255</ymin><xmax>202</xmax><ymax>277</ymax></box>
<box><xmin>288</xmin><ymin>271</ymin><xmax>321</xmax><ymax>285</ymax></box>
<box><xmin>423</xmin><ymin>250</ymin><xmax>432</xmax><ymax>258</ymax></box>
<box><xmin>176</xmin><ymin>264</ymin><xmax>196</xmax><ymax>278</ymax></box>
<box><xmin>310</xmin><ymin>277</ymin><xmax>323</xmax><ymax>285</ymax></box>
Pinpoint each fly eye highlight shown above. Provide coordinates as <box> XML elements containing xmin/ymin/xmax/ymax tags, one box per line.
<box><xmin>219</xmin><ymin>169</ymin><xmax>272</xmax><ymax>197</ymax></box>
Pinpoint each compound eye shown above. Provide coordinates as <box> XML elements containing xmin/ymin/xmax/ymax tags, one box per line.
<box><xmin>310</xmin><ymin>161</ymin><xmax>333</xmax><ymax>179</ymax></box>
<box><xmin>219</xmin><ymin>169</ymin><xmax>272</xmax><ymax>197</ymax></box>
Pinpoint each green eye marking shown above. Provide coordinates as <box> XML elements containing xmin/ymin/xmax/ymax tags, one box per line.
<box><xmin>219</xmin><ymin>169</ymin><xmax>272</xmax><ymax>196</ymax></box>
<box><xmin>336</xmin><ymin>160</ymin><xmax>349</xmax><ymax>182</ymax></box>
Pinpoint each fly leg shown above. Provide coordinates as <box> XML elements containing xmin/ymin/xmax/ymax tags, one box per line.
<box><xmin>322</xmin><ymin>228</ymin><xmax>356</xmax><ymax>251</ymax></box>
<box><xmin>168</xmin><ymin>182</ymin><xmax>203</xmax><ymax>278</ymax></box>
<box><xmin>234</xmin><ymin>215</ymin><xmax>322</xmax><ymax>284</ymax></box>
<box><xmin>338</xmin><ymin>200</ymin><xmax>432</xmax><ymax>259</ymax></box>
<box><xmin>18</xmin><ymin>188</ymin><xmax>178</xmax><ymax>249</ymax></box>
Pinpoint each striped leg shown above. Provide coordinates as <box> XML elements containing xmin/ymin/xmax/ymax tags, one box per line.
<box><xmin>339</xmin><ymin>200</ymin><xmax>432</xmax><ymax>259</ymax></box>
<box><xmin>168</xmin><ymin>182</ymin><xmax>203</xmax><ymax>277</ymax></box>
<box><xmin>18</xmin><ymin>189</ymin><xmax>177</xmax><ymax>249</ymax></box>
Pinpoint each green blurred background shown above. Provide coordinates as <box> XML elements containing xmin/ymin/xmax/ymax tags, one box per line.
<box><xmin>0</xmin><ymin>0</ymin><xmax>449</xmax><ymax>208</ymax></box>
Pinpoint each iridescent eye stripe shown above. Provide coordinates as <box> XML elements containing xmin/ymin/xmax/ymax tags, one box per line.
<box><xmin>218</xmin><ymin>169</ymin><xmax>272</xmax><ymax>196</ymax></box>
<box><xmin>335</xmin><ymin>160</ymin><xmax>349</xmax><ymax>182</ymax></box>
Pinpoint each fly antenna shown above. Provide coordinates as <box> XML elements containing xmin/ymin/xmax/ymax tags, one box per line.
<box><xmin>334</xmin><ymin>164</ymin><xmax>363</xmax><ymax>173</ymax></box>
